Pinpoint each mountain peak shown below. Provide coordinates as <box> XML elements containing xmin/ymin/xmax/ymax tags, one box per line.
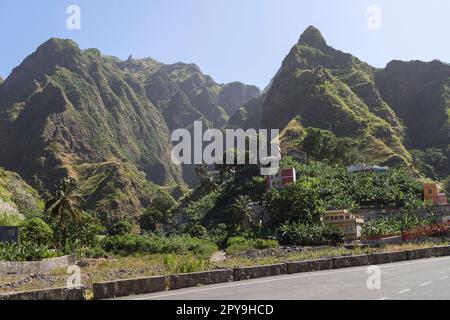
<box><xmin>26</xmin><ymin>38</ymin><xmax>82</xmax><ymax>69</ymax></box>
<box><xmin>37</xmin><ymin>38</ymin><xmax>80</xmax><ymax>53</ymax></box>
<box><xmin>298</xmin><ymin>26</ymin><xmax>328</xmax><ymax>50</ymax></box>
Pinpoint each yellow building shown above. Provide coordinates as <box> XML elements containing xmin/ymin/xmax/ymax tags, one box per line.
<box><xmin>424</xmin><ymin>183</ymin><xmax>448</xmax><ymax>206</ymax></box>
<box><xmin>324</xmin><ymin>210</ymin><xmax>364</xmax><ymax>240</ymax></box>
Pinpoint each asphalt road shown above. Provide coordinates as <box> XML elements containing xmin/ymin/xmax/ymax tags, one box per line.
<box><xmin>115</xmin><ymin>256</ymin><xmax>450</xmax><ymax>300</ymax></box>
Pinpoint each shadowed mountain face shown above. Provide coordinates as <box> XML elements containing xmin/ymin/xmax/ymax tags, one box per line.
<box><xmin>0</xmin><ymin>39</ymin><xmax>260</xmax><ymax>221</ymax></box>
<box><xmin>0</xmin><ymin>39</ymin><xmax>182</xmax><ymax>187</ymax></box>
<box><xmin>218</xmin><ymin>82</ymin><xmax>261</xmax><ymax>116</ymax></box>
<box><xmin>232</xmin><ymin>26</ymin><xmax>450</xmax><ymax>172</ymax></box>
<box><xmin>118</xmin><ymin>58</ymin><xmax>260</xmax><ymax>131</ymax></box>
<box><xmin>118</xmin><ymin>58</ymin><xmax>260</xmax><ymax>185</ymax></box>
<box><xmin>376</xmin><ymin>60</ymin><xmax>450</xmax><ymax>150</ymax></box>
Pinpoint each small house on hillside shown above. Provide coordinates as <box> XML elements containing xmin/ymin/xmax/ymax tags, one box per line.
<box><xmin>265</xmin><ymin>168</ymin><xmax>296</xmax><ymax>191</ymax></box>
<box><xmin>424</xmin><ymin>183</ymin><xmax>448</xmax><ymax>206</ymax></box>
<box><xmin>324</xmin><ymin>210</ymin><xmax>364</xmax><ymax>240</ymax></box>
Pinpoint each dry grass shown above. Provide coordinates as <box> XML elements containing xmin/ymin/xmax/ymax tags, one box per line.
<box><xmin>213</xmin><ymin>242</ymin><xmax>445</xmax><ymax>268</ymax></box>
<box><xmin>0</xmin><ymin>242</ymin><xmax>447</xmax><ymax>294</ymax></box>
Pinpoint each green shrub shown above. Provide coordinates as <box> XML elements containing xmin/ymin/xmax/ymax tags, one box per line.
<box><xmin>276</xmin><ymin>223</ymin><xmax>344</xmax><ymax>246</ymax></box>
<box><xmin>59</xmin><ymin>213</ymin><xmax>106</xmax><ymax>254</ymax></box>
<box><xmin>139</xmin><ymin>209</ymin><xmax>164</xmax><ymax>232</ymax></box>
<box><xmin>0</xmin><ymin>211</ymin><xmax>23</xmax><ymax>227</ymax></box>
<box><xmin>225</xmin><ymin>236</ymin><xmax>279</xmax><ymax>255</ymax></box>
<box><xmin>109</xmin><ymin>221</ymin><xmax>133</xmax><ymax>236</ymax></box>
<box><xmin>100</xmin><ymin>234</ymin><xmax>218</xmax><ymax>259</ymax></box>
<box><xmin>254</xmin><ymin>239</ymin><xmax>279</xmax><ymax>250</ymax></box>
<box><xmin>20</xmin><ymin>217</ymin><xmax>53</xmax><ymax>246</ymax></box>
<box><xmin>164</xmin><ymin>254</ymin><xmax>209</xmax><ymax>274</ymax></box>
<box><xmin>362</xmin><ymin>214</ymin><xmax>432</xmax><ymax>237</ymax></box>
<box><xmin>188</xmin><ymin>225</ymin><xmax>209</xmax><ymax>239</ymax></box>
<box><xmin>227</xmin><ymin>236</ymin><xmax>250</xmax><ymax>248</ymax></box>
<box><xmin>79</xmin><ymin>245</ymin><xmax>108</xmax><ymax>259</ymax></box>
<box><xmin>0</xmin><ymin>242</ymin><xmax>57</xmax><ymax>262</ymax></box>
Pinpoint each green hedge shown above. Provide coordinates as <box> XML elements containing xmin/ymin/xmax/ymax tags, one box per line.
<box><xmin>101</xmin><ymin>234</ymin><xmax>218</xmax><ymax>259</ymax></box>
<box><xmin>225</xmin><ymin>236</ymin><xmax>279</xmax><ymax>255</ymax></box>
<box><xmin>276</xmin><ymin>223</ymin><xmax>344</xmax><ymax>246</ymax></box>
<box><xmin>0</xmin><ymin>242</ymin><xmax>57</xmax><ymax>262</ymax></box>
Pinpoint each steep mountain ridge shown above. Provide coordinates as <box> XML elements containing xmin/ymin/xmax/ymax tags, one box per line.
<box><xmin>0</xmin><ymin>39</ymin><xmax>182</xmax><ymax>221</ymax></box>
<box><xmin>376</xmin><ymin>59</ymin><xmax>450</xmax><ymax>149</ymax></box>
<box><xmin>258</xmin><ymin>26</ymin><xmax>410</xmax><ymax>166</ymax></box>
<box><xmin>117</xmin><ymin>59</ymin><xmax>260</xmax><ymax>130</ymax></box>
<box><xmin>0</xmin><ymin>38</ymin><xmax>261</xmax><ymax>220</ymax></box>
<box><xmin>231</xmin><ymin>26</ymin><xmax>450</xmax><ymax>177</ymax></box>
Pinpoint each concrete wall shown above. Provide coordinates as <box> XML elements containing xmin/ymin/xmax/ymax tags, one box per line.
<box><xmin>0</xmin><ymin>255</ymin><xmax>77</xmax><ymax>275</ymax></box>
<box><xmin>0</xmin><ymin>287</ymin><xmax>86</xmax><ymax>300</ymax></box>
<box><xmin>169</xmin><ymin>269</ymin><xmax>232</xmax><ymax>290</ymax></box>
<box><xmin>93</xmin><ymin>276</ymin><xmax>167</xmax><ymax>300</ymax></box>
<box><xmin>286</xmin><ymin>259</ymin><xmax>333</xmax><ymax>274</ymax></box>
<box><xmin>233</xmin><ymin>263</ymin><xmax>286</xmax><ymax>281</ymax></box>
<box><xmin>5</xmin><ymin>245</ymin><xmax>450</xmax><ymax>300</ymax></box>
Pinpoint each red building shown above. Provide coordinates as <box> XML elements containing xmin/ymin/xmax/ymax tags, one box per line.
<box><xmin>265</xmin><ymin>168</ymin><xmax>297</xmax><ymax>191</ymax></box>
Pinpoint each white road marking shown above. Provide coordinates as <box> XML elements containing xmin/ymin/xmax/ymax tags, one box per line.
<box><xmin>439</xmin><ymin>276</ymin><xmax>448</xmax><ymax>280</ymax></box>
<box><xmin>378</xmin><ymin>297</ymin><xmax>389</xmax><ymax>300</ymax></box>
<box><xmin>419</xmin><ymin>282</ymin><xmax>431</xmax><ymax>287</ymax></box>
<box><xmin>398</xmin><ymin>289</ymin><xmax>411</xmax><ymax>294</ymax></box>
<box><xmin>127</xmin><ymin>256</ymin><xmax>450</xmax><ymax>300</ymax></box>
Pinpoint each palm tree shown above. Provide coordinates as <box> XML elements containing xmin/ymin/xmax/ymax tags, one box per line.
<box><xmin>200</xmin><ymin>176</ymin><xmax>219</xmax><ymax>194</ymax></box>
<box><xmin>194</xmin><ymin>163</ymin><xmax>208</xmax><ymax>179</ymax></box>
<box><xmin>230</xmin><ymin>195</ymin><xmax>255</xmax><ymax>229</ymax></box>
<box><xmin>45</xmin><ymin>178</ymin><xmax>84</xmax><ymax>251</ymax></box>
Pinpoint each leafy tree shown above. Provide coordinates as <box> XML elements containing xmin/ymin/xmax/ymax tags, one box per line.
<box><xmin>194</xmin><ymin>163</ymin><xmax>209</xmax><ymax>179</ymax></box>
<box><xmin>200</xmin><ymin>176</ymin><xmax>219</xmax><ymax>194</ymax></box>
<box><xmin>265</xmin><ymin>177</ymin><xmax>326</xmax><ymax>227</ymax></box>
<box><xmin>64</xmin><ymin>213</ymin><xmax>105</xmax><ymax>249</ymax></box>
<box><xmin>230</xmin><ymin>195</ymin><xmax>256</xmax><ymax>229</ymax></box>
<box><xmin>151</xmin><ymin>194</ymin><xmax>176</xmax><ymax>214</ymax></box>
<box><xmin>45</xmin><ymin>178</ymin><xmax>84</xmax><ymax>250</ymax></box>
<box><xmin>299</xmin><ymin>128</ymin><xmax>360</xmax><ymax>165</ymax></box>
<box><xmin>188</xmin><ymin>225</ymin><xmax>209</xmax><ymax>239</ymax></box>
<box><xmin>139</xmin><ymin>209</ymin><xmax>164</xmax><ymax>232</ymax></box>
<box><xmin>20</xmin><ymin>217</ymin><xmax>54</xmax><ymax>246</ymax></box>
<box><xmin>109</xmin><ymin>220</ymin><xmax>133</xmax><ymax>236</ymax></box>
<box><xmin>184</xmin><ymin>192</ymin><xmax>219</xmax><ymax>224</ymax></box>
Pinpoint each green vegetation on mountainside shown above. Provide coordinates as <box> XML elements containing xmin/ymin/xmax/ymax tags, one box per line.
<box><xmin>0</xmin><ymin>167</ymin><xmax>44</xmax><ymax>216</ymax></box>
<box><xmin>259</xmin><ymin>26</ymin><xmax>410</xmax><ymax>167</ymax></box>
<box><xmin>231</xmin><ymin>26</ymin><xmax>450</xmax><ymax>178</ymax></box>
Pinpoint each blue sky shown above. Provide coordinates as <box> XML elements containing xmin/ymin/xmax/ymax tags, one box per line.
<box><xmin>1</xmin><ymin>0</ymin><xmax>450</xmax><ymax>88</ymax></box>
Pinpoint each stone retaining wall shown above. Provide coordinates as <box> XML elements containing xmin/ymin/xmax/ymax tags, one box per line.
<box><xmin>0</xmin><ymin>286</ymin><xmax>86</xmax><ymax>300</ymax></box>
<box><xmin>0</xmin><ymin>255</ymin><xmax>77</xmax><ymax>275</ymax></box>
<box><xmin>4</xmin><ymin>246</ymin><xmax>450</xmax><ymax>300</ymax></box>
<box><xmin>286</xmin><ymin>258</ymin><xmax>333</xmax><ymax>274</ymax></box>
<box><xmin>432</xmin><ymin>245</ymin><xmax>450</xmax><ymax>257</ymax></box>
<box><xmin>169</xmin><ymin>269</ymin><xmax>232</xmax><ymax>290</ymax></box>
<box><xmin>233</xmin><ymin>263</ymin><xmax>286</xmax><ymax>281</ymax></box>
<box><xmin>93</xmin><ymin>276</ymin><xmax>167</xmax><ymax>300</ymax></box>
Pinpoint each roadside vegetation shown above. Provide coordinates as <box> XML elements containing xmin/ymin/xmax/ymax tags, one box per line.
<box><xmin>0</xmin><ymin>242</ymin><xmax>446</xmax><ymax>294</ymax></box>
<box><xmin>0</xmin><ymin>153</ymin><xmax>446</xmax><ymax>294</ymax></box>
